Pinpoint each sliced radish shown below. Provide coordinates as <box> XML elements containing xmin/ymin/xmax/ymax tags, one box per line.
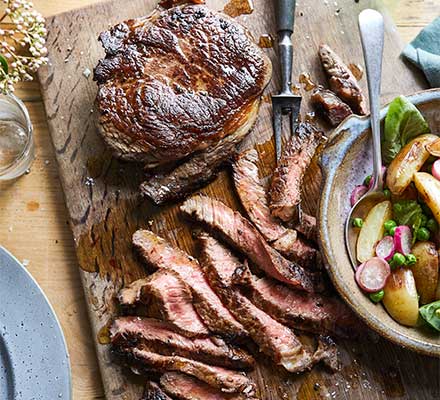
<box><xmin>368</xmin><ymin>166</ymin><xmax>387</xmax><ymax>190</ymax></box>
<box><xmin>432</xmin><ymin>159</ymin><xmax>440</xmax><ymax>181</ymax></box>
<box><xmin>375</xmin><ymin>236</ymin><xmax>395</xmax><ymax>261</ymax></box>
<box><xmin>350</xmin><ymin>185</ymin><xmax>368</xmax><ymax>206</ymax></box>
<box><xmin>394</xmin><ymin>225</ymin><xmax>413</xmax><ymax>255</ymax></box>
<box><xmin>355</xmin><ymin>257</ymin><xmax>390</xmax><ymax>293</ymax></box>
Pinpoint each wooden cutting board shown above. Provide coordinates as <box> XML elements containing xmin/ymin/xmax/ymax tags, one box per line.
<box><xmin>38</xmin><ymin>0</ymin><xmax>439</xmax><ymax>399</ymax></box>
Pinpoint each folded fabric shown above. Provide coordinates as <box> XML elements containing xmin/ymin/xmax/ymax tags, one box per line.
<box><xmin>402</xmin><ymin>16</ymin><xmax>440</xmax><ymax>88</ymax></box>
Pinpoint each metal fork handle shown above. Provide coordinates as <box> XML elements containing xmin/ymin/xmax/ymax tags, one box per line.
<box><xmin>358</xmin><ymin>9</ymin><xmax>384</xmax><ymax>191</ymax></box>
<box><xmin>275</xmin><ymin>0</ymin><xmax>297</xmax><ymax>94</ymax></box>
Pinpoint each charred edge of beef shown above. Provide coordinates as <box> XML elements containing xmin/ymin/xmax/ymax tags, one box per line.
<box><xmin>118</xmin><ymin>270</ymin><xmax>210</xmax><ymax>338</ymax></box>
<box><xmin>269</xmin><ymin>122</ymin><xmax>325</xmax><ymax>224</ymax></box>
<box><xmin>318</xmin><ymin>44</ymin><xmax>367</xmax><ymax>115</ymax></box>
<box><xmin>181</xmin><ymin>195</ymin><xmax>324</xmax><ymax>292</ymax></box>
<box><xmin>113</xmin><ymin>346</ymin><xmax>256</xmax><ymax>395</ymax></box>
<box><xmin>160</xmin><ymin>372</ymin><xmax>257</xmax><ymax>400</ymax></box>
<box><xmin>311</xmin><ymin>86</ymin><xmax>353</xmax><ymax>127</ymax></box>
<box><xmin>140</xmin><ymin>104</ymin><xmax>259</xmax><ymax>205</ymax></box>
<box><xmin>132</xmin><ymin>229</ymin><xmax>247</xmax><ymax>339</ymax></box>
<box><xmin>293</xmin><ymin>212</ymin><xmax>318</xmax><ymax>243</ymax></box>
<box><xmin>110</xmin><ymin>316</ymin><xmax>254</xmax><ymax>370</ymax></box>
<box><xmin>312</xmin><ymin>336</ymin><xmax>340</xmax><ymax>372</ymax></box>
<box><xmin>160</xmin><ymin>0</ymin><xmax>206</xmax><ymax>9</ymax></box>
<box><xmin>198</xmin><ymin>234</ymin><xmax>319</xmax><ymax>373</ymax></box>
<box><xmin>142</xmin><ymin>381</ymin><xmax>173</xmax><ymax>400</ymax></box>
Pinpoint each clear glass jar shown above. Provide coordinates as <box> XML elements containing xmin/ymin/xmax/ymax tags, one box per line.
<box><xmin>0</xmin><ymin>93</ymin><xmax>34</xmax><ymax>180</ymax></box>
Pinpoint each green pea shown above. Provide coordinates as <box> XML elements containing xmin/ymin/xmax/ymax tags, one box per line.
<box><xmin>364</xmin><ymin>175</ymin><xmax>372</xmax><ymax>187</ymax></box>
<box><xmin>389</xmin><ymin>260</ymin><xmax>398</xmax><ymax>270</ymax></box>
<box><xmin>383</xmin><ymin>189</ymin><xmax>391</xmax><ymax>199</ymax></box>
<box><xmin>392</xmin><ymin>252</ymin><xmax>406</xmax><ymax>266</ymax></box>
<box><xmin>426</xmin><ymin>218</ymin><xmax>439</xmax><ymax>233</ymax></box>
<box><xmin>352</xmin><ymin>218</ymin><xmax>363</xmax><ymax>228</ymax></box>
<box><xmin>416</xmin><ymin>227</ymin><xmax>430</xmax><ymax>241</ymax></box>
<box><xmin>384</xmin><ymin>220</ymin><xmax>397</xmax><ymax>233</ymax></box>
<box><xmin>405</xmin><ymin>254</ymin><xmax>417</xmax><ymax>266</ymax></box>
<box><xmin>389</xmin><ymin>226</ymin><xmax>397</xmax><ymax>236</ymax></box>
<box><xmin>369</xmin><ymin>290</ymin><xmax>384</xmax><ymax>303</ymax></box>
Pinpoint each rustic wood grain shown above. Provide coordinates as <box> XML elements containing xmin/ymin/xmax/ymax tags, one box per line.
<box><xmin>0</xmin><ymin>0</ymin><xmax>434</xmax><ymax>399</ymax></box>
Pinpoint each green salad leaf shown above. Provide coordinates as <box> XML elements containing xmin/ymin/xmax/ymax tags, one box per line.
<box><xmin>419</xmin><ymin>300</ymin><xmax>440</xmax><ymax>332</ymax></box>
<box><xmin>393</xmin><ymin>200</ymin><xmax>424</xmax><ymax>243</ymax></box>
<box><xmin>382</xmin><ymin>95</ymin><xmax>430</xmax><ymax>164</ymax></box>
<box><xmin>0</xmin><ymin>54</ymin><xmax>8</xmax><ymax>74</ymax></box>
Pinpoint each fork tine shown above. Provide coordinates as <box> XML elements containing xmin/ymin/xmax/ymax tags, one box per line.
<box><xmin>289</xmin><ymin>100</ymin><xmax>301</xmax><ymax>138</ymax></box>
<box><xmin>273</xmin><ymin>106</ymin><xmax>283</xmax><ymax>162</ymax></box>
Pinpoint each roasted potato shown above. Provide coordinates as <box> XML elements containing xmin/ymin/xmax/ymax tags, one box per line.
<box><xmin>356</xmin><ymin>200</ymin><xmax>392</xmax><ymax>263</ymax></box>
<box><xmin>411</xmin><ymin>241</ymin><xmax>439</xmax><ymax>304</ymax></box>
<box><xmin>414</xmin><ymin>172</ymin><xmax>440</xmax><ymax>225</ymax></box>
<box><xmin>426</xmin><ymin>137</ymin><xmax>440</xmax><ymax>157</ymax></box>
<box><xmin>386</xmin><ymin>134</ymin><xmax>438</xmax><ymax>195</ymax></box>
<box><xmin>383</xmin><ymin>268</ymin><xmax>419</xmax><ymax>326</ymax></box>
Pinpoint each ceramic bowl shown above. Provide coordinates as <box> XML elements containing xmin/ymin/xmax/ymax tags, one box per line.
<box><xmin>319</xmin><ymin>88</ymin><xmax>440</xmax><ymax>357</ymax></box>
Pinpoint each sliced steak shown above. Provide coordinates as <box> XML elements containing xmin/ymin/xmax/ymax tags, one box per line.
<box><xmin>160</xmin><ymin>372</ymin><xmax>255</xmax><ymax>400</ymax></box>
<box><xmin>115</xmin><ymin>347</ymin><xmax>256</xmax><ymax>395</ymax></box>
<box><xmin>311</xmin><ymin>86</ymin><xmax>353</xmax><ymax>127</ymax></box>
<box><xmin>118</xmin><ymin>270</ymin><xmax>209</xmax><ymax>338</ymax></box>
<box><xmin>232</xmin><ymin>149</ymin><xmax>319</xmax><ymax>268</ymax></box>
<box><xmin>269</xmin><ymin>122</ymin><xmax>325</xmax><ymax>224</ymax></box>
<box><xmin>319</xmin><ymin>44</ymin><xmax>367</xmax><ymax>115</ymax></box>
<box><xmin>141</xmin><ymin>120</ymin><xmax>256</xmax><ymax>204</ymax></box>
<box><xmin>110</xmin><ymin>316</ymin><xmax>254</xmax><ymax>370</ymax></box>
<box><xmin>312</xmin><ymin>336</ymin><xmax>340</xmax><ymax>372</ymax></box>
<box><xmin>241</xmin><ymin>276</ymin><xmax>360</xmax><ymax>338</ymax></box>
<box><xmin>160</xmin><ymin>0</ymin><xmax>205</xmax><ymax>8</ymax></box>
<box><xmin>294</xmin><ymin>213</ymin><xmax>318</xmax><ymax>243</ymax></box>
<box><xmin>199</xmin><ymin>235</ymin><xmax>315</xmax><ymax>373</ymax></box>
<box><xmin>181</xmin><ymin>196</ymin><xmax>323</xmax><ymax>292</ymax></box>
<box><xmin>94</xmin><ymin>5</ymin><xmax>271</xmax><ymax>168</ymax></box>
<box><xmin>142</xmin><ymin>381</ymin><xmax>173</xmax><ymax>400</ymax></box>
<box><xmin>132</xmin><ymin>230</ymin><xmax>246</xmax><ymax>339</ymax></box>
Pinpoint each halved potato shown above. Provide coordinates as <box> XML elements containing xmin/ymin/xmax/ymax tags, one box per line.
<box><xmin>411</xmin><ymin>241</ymin><xmax>439</xmax><ymax>305</ymax></box>
<box><xmin>356</xmin><ymin>200</ymin><xmax>392</xmax><ymax>263</ymax></box>
<box><xmin>386</xmin><ymin>134</ymin><xmax>438</xmax><ymax>195</ymax></box>
<box><xmin>426</xmin><ymin>137</ymin><xmax>440</xmax><ymax>157</ymax></box>
<box><xmin>383</xmin><ymin>268</ymin><xmax>419</xmax><ymax>326</ymax></box>
<box><xmin>414</xmin><ymin>172</ymin><xmax>440</xmax><ymax>225</ymax></box>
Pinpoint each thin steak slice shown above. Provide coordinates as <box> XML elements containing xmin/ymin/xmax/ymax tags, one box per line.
<box><xmin>160</xmin><ymin>372</ymin><xmax>256</xmax><ymax>400</ymax></box>
<box><xmin>110</xmin><ymin>317</ymin><xmax>254</xmax><ymax>370</ymax></box>
<box><xmin>269</xmin><ymin>122</ymin><xmax>325</xmax><ymax>224</ymax></box>
<box><xmin>142</xmin><ymin>381</ymin><xmax>173</xmax><ymax>400</ymax></box>
<box><xmin>140</xmin><ymin>121</ymin><xmax>255</xmax><ymax>205</ymax></box>
<box><xmin>132</xmin><ymin>230</ymin><xmax>247</xmax><ymax>339</ymax></box>
<box><xmin>94</xmin><ymin>5</ymin><xmax>271</xmax><ymax>168</ymax></box>
<box><xmin>199</xmin><ymin>234</ymin><xmax>315</xmax><ymax>373</ymax></box>
<box><xmin>232</xmin><ymin>149</ymin><xmax>319</xmax><ymax>268</ymax></box>
<box><xmin>312</xmin><ymin>336</ymin><xmax>340</xmax><ymax>372</ymax></box>
<box><xmin>294</xmin><ymin>213</ymin><xmax>318</xmax><ymax>243</ymax></box>
<box><xmin>241</xmin><ymin>276</ymin><xmax>360</xmax><ymax>338</ymax></box>
<box><xmin>311</xmin><ymin>86</ymin><xmax>353</xmax><ymax>127</ymax></box>
<box><xmin>181</xmin><ymin>196</ymin><xmax>322</xmax><ymax>292</ymax></box>
<box><xmin>319</xmin><ymin>44</ymin><xmax>367</xmax><ymax>115</ymax></box>
<box><xmin>118</xmin><ymin>270</ymin><xmax>209</xmax><ymax>338</ymax></box>
<box><xmin>115</xmin><ymin>347</ymin><xmax>256</xmax><ymax>395</ymax></box>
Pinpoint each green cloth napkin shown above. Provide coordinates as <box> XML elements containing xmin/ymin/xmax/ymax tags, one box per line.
<box><xmin>402</xmin><ymin>16</ymin><xmax>440</xmax><ymax>88</ymax></box>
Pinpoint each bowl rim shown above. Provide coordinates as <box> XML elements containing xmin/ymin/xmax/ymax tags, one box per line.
<box><xmin>318</xmin><ymin>87</ymin><xmax>440</xmax><ymax>357</ymax></box>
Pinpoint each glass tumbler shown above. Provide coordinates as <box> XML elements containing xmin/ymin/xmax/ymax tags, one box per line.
<box><xmin>0</xmin><ymin>92</ymin><xmax>34</xmax><ymax>180</ymax></box>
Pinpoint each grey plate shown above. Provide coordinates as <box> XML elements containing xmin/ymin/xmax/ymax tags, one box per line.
<box><xmin>0</xmin><ymin>246</ymin><xmax>71</xmax><ymax>399</ymax></box>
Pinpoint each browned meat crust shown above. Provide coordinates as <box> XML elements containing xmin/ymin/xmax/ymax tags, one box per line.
<box><xmin>294</xmin><ymin>213</ymin><xmax>318</xmax><ymax>243</ymax></box>
<box><xmin>312</xmin><ymin>336</ymin><xmax>340</xmax><ymax>372</ymax></box>
<box><xmin>142</xmin><ymin>381</ymin><xmax>173</xmax><ymax>400</ymax></box>
<box><xmin>319</xmin><ymin>44</ymin><xmax>367</xmax><ymax>115</ymax></box>
<box><xmin>232</xmin><ymin>149</ymin><xmax>320</xmax><ymax>269</ymax></box>
<box><xmin>199</xmin><ymin>234</ymin><xmax>319</xmax><ymax>373</ymax></box>
<box><xmin>269</xmin><ymin>122</ymin><xmax>325</xmax><ymax>224</ymax></box>
<box><xmin>181</xmin><ymin>195</ymin><xmax>323</xmax><ymax>292</ymax></box>
<box><xmin>140</xmin><ymin>113</ymin><xmax>258</xmax><ymax>204</ymax></box>
<box><xmin>240</xmin><ymin>276</ymin><xmax>360</xmax><ymax>338</ymax></box>
<box><xmin>160</xmin><ymin>0</ymin><xmax>205</xmax><ymax>8</ymax></box>
<box><xmin>311</xmin><ymin>86</ymin><xmax>353</xmax><ymax>127</ymax></box>
<box><xmin>94</xmin><ymin>5</ymin><xmax>271</xmax><ymax>168</ymax></box>
<box><xmin>110</xmin><ymin>317</ymin><xmax>254</xmax><ymax>370</ymax></box>
<box><xmin>132</xmin><ymin>230</ymin><xmax>247</xmax><ymax>339</ymax></box>
<box><xmin>160</xmin><ymin>372</ymin><xmax>256</xmax><ymax>400</ymax></box>
<box><xmin>114</xmin><ymin>347</ymin><xmax>256</xmax><ymax>395</ymax></box>
<box><xmin>118</xmin><ymin>270</ymin><xmax>209</xmax><ymax>338</ymax></box>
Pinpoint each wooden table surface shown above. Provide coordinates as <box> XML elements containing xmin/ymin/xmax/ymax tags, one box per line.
<box><xmin>0</xmin><ymin>0</ymin><xmax>437</xmax><ymax>398</ymax></box>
